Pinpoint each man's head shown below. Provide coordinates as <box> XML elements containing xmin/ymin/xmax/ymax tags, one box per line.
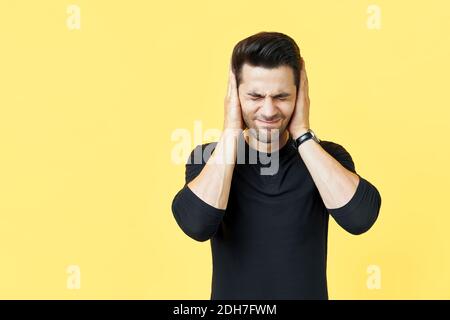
<box><xmin>231</xmin><ymin>31</ymin><xmax>302</xmax><ymax>143</ymax></box>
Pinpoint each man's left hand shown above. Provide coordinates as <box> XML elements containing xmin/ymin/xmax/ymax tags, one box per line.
<box><xmin>288</xmin><ymin>57</ymin><xmax>311</xmax><ymax>139</ymax></box>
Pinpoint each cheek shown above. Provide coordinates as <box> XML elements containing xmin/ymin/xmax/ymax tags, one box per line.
<box><xmin>240</xmin><ymin>100</ymin><xmax>258</xmax><ymax>116</ymax></box>
<box><xmin>239</xmin><ymin>104</ymin><xmax>256</xmax><ymax>128</ymax></box>
<box><xmin>279</xmin><ymin>102</ymin><xmax>295</xmax><ymax>119</ymax></box>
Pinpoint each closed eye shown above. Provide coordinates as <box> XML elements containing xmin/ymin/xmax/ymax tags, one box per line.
<box><xmin>248</xmin><ymin>95</ymin><xmax>289</xmax><ymax>101</ymax></box>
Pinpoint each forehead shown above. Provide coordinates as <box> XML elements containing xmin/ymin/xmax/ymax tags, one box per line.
<box><xmin>240</xmin><ymin>63</ymin><xmax>295</xmax><ymax>91</ymax></box>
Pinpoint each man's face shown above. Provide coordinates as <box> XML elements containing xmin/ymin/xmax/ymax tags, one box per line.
<box><xmin>237</xmin><ymin>63</ymin><xmax>297</xmax><ymax>143</ymax></box>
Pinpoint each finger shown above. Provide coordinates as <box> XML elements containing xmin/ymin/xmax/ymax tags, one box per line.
<box><xmin>301</xmin><ymin>57</ymin><xmax>308</xmax><ymax>83</ymax></box>
<box><xmin>227</xmin><ymin>66</ymin><xmax>231</xmax><ymax>99</ymax></box>
<box><xmin>230</xmin><ymin>67</ymin><xmax>238</xmax><ymax>96</ymax></box>
<box><xmin>296</xmin><ymin>59</ymin><xmax>304</xmax><ymax>98</ymax></box>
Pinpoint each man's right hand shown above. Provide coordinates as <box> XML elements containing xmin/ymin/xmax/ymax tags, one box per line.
<box><xmin>223</xmin><ymin>64</ymin><xmax>244</xmax><ymax>132</ymax></box>
<box><xmin>185</xmin><ymin>63</ymin><xmax>242</xmax><ymax>211</ymax></box>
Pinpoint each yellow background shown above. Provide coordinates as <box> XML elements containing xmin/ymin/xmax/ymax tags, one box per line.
<box><xmin>1</xmin><ymin>0</ymin><xmax>449</xmax><ymax>299</ymax></box>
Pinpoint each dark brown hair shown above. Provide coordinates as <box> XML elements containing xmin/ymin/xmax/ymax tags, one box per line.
<box><xmin>231</xmin><ymin>31</ymin><xmax>302</xmax><ymax>89</ymax></box>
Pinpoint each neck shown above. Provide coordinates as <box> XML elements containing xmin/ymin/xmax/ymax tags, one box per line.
<box><xmin>243</xmin><ymin>129</ymin><xmax>290</xmax><ymax>153</ymax></box>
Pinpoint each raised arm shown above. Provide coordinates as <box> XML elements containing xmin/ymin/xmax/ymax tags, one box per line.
<box><xmin>288</xmin><ymin>58</ymin><xmax>381</xmax><ymax>235</ymax></box>
<box><xmin>171</xmin><ymin>63</ymin><xmax>244</xmax><ymax>241</ymax></box>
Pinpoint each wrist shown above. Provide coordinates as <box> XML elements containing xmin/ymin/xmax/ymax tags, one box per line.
<box><xmin>291</xmin><ymin>127</ymin><xmax>310</xmax><ymax>140</ymax></box>
<box><xmin>222</xmin><ymin>127</ymin><xmax>244</xmax><ymax>138</ymax></box>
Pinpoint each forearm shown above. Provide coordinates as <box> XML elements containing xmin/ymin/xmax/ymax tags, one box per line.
<box><xmin>297</xmin><ymin>138</ymin><xmax>360</xmax><ymax>209</ymax></box>
<box><xmin>187</xmin><ymin>129</ymin><xmax>240</xmax><ymax>210</ymax></box>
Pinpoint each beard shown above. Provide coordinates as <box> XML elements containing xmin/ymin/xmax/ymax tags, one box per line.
<box><xmin>244</xmin><ymin>119</ymin><xmax>287</xmax><ymax>144</ymax></box>
<box><xmin>255</xmin><ymin>128</ymin><xmax>281</xmax><ymax>143</ymax></box>
<box><xmin>242</xmin><ymin>110</ymin><xmax>291</xmax><ymax>146</ymax></box>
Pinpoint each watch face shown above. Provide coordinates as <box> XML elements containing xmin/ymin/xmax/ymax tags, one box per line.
<box><xmin>309</xmin><ymin>129</ymin><xmax>320</xmax><ymax>143</ymax></box>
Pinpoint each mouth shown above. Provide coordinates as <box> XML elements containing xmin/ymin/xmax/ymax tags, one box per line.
<box><xmin>256</xmin><ymin>119</ymin><xmax>281</xmax><ymax>127</ymax></box>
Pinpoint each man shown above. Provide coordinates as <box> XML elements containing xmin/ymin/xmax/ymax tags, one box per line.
<box><xmin>171</xmin><ymin>31</ymin><xmax>382</xmax><ymax>299</ymax></box>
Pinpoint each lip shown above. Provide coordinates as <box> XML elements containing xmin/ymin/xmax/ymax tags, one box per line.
<box><xmin>257</xmin><ymin>119</ymin><xmax>280</xmax><ymax>126</ymax></box>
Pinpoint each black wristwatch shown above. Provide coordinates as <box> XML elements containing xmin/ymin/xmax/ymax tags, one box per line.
<box><xmin>291</xmin><ymin>129</ymin><xmax>321</xmax><ymax>149</ymax></box>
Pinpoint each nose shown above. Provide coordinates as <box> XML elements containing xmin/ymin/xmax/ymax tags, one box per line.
<box><xmin>259</xmin><ymin>97</ymin><xmax>279</xmax><ymax>121</ymax></box>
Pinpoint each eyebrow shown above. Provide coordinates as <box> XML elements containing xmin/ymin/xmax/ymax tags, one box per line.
<box><xmin>246</xmin><ymin>91</ymin><xmax>291</xmax><ymax>98</ymax></box>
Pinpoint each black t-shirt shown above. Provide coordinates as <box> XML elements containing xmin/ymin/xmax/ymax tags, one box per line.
<box><xmin>172</xmin><ymin>133</ymin><xmax>382</xmax><ymax>300</ymax></box>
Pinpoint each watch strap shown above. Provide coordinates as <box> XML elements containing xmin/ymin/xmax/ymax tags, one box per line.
<box><xmin>292</xmin><ymin>131</ymin><xmax>313</xmax><ymax>149</ymax></box>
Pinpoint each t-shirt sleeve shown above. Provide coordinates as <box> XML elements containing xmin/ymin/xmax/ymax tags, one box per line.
<box><xmin>171</xmin><ymin>143</ymin><xmax>225</xmax><ymax>242</ymax></box>
<box><xmin>320</xmin><ymin>141</ymin><xmax>382</xmax><ymax>235</ymax></box>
